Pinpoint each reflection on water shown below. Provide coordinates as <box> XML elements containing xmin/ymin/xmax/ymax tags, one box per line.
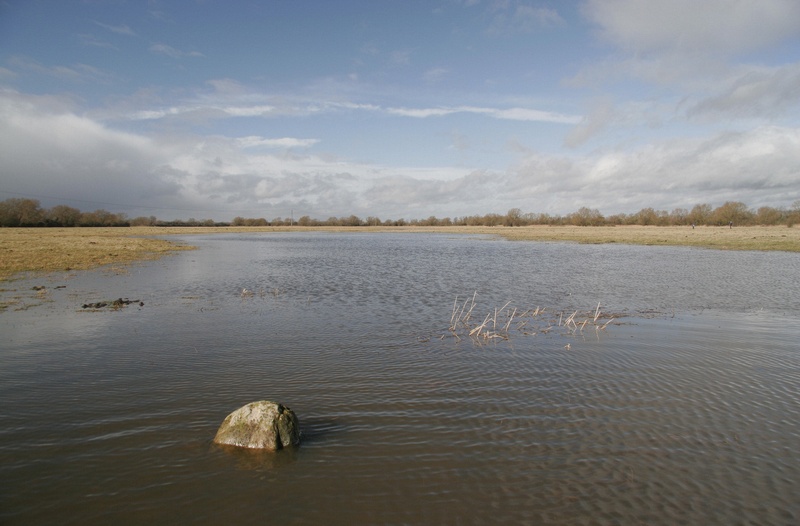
<box><xmin>1</xmin><ymin>233</ymin><xmax>798</xmax><ymax>525</ymax></box>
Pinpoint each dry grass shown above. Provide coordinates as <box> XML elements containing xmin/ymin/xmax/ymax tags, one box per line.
<box><xmin>1</xmin><ymin>224</ymin><xmax>797</xmax><ymax>281</ymax></box>
<box><xmin>490</xmin><ymin>224</ymin><xmax>800</xmax><ymax>252</ymax></box>
<box><xmin>445</xmin><ymin>293</ymin><xmax>618</xmax><ymax>345</ymax></box>
<box><xmin>0</xmin><ymin>227</ymin><xmax>193</xmax><ymax>281</ymax></box>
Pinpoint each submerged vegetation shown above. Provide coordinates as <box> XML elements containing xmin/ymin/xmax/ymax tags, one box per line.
<box><xmin>442</xmin><ymin>293</ymin><xmax>617</xmax><ymax>345</ymax></box>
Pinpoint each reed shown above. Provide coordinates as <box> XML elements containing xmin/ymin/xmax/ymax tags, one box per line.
<box><xmin>445</xmin><ymin>292</ymin><xmax>619</xmax><ymax>345</ymax></box>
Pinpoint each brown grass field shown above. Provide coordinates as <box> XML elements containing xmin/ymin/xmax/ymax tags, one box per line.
<box><xmin>1</xmin><ymin>225</ymin><xmax>798</xmax><ymax>281</ymax></box>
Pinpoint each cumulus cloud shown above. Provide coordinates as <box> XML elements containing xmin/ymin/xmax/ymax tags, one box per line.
<box><xmin>3</xmin><ymin>89</ymin><xmax>798</xmax><ymax>221</ymax></box>
<box><xmin>0</xmin><ymin>91</ymin><xmax>179</xmax><ymax>210</ymax></box>
<box><xmin>583</xmin><ymin>0</ymin><xmax>800</xmax><ymax>56</ymax></box>
<box><xmin>571</xmin><ymin>1</ymin><xmax>800</xmax><ymax>138</ymax></box>
<box><xmin>528</xmin><ymin>125</ymin><xmax>800</xmax><ymax>212</ymax></box>
<box><xmin>687</xmin><ymin>63</ymin><xmax>800</xmax><ymax>120</ymax></box>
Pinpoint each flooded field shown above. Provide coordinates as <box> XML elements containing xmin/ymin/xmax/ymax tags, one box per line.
<box><xmin>1</xmin><ymin>233</ymin><xmax>798</xmax><ymax>524</ymax></box>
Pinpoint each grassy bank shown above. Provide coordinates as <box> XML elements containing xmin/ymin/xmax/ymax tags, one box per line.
<box><xmin>1</xmin><ymin>225</ymin><xmax>797</xmax><ymax>281</ymax></box>
<box><xmin>0</xmin><ymin>227</ymin><xmax>193</xmax><ymax>281</ymax></box>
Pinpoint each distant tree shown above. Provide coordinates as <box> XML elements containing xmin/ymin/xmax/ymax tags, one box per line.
<box><xmin>342</xmin><ymin>215</ymin><xmax>362</xmax><ymax>226</ymax></box>
<box><xmin>504</xmin><ymin>207</ymin><xmax>523</xmax><ymax>226</ymax></box>
<box><xmin>688</xmin><ymin>203</ymin><xmax>713</xmax><ymax>226</ymax></box>
<box><xmin>711</xmin><ymin>201</ymin><xmax>753</xmax><ymax>226</ymax></box>
<box><xmin>0</xmin><ymin>198</ymin><xmax>45</xmax><ymax>227</ymax></box>
<box><xmin>605</xmin><ymin>213</ymin><xmax>627</xmax><ymax>225</ymax></box>
<box><xmin>130</xmin><ymin>215</ymin><xmax>159</xmax><ymax>226</ymax></box>
<box><xmin>529</xmin><ymin>212</ymin><xmax>552</xmax><ymax>225</ymax></box>
<box><xmin>669</xmin><ymin>208</ymin><xmax>689</xmax><ymax>225</ymax></box>
<box><xmin>483</xmin><ymin>213</ymin><xmax>503</xmax><ymax>226</ymax></box>
<box><xmin>634</xmin><ymin>207</ymin><xmax>658</xmax><ymax>226</ymax></box>
<box><xmin>47</xmin><ymin>205</ymin><xmax>82</xmax><ymax>227</ymax></box>
<box><xmin>569</xmin><ymin>207</ymin><xmax>604</xmax><ymax>226</ymax></box>
<box><xmin>365</xmin><ymin>216</ymin><xmax>382</xmax><ymax>226</ymax></box>
<box><xmin>756</xmin><ymin>206</ymin><xmax>783</xmax><ymax>225</ymax></box>
<box><xmin>80</xmin><ymin>209</ymin><xmax>118</xmax><ymax>226</ymax></box>
<box><xmin>788</xmin><ymin>200</ymin><xmax>800</xmax><ymax>227</ymax></box>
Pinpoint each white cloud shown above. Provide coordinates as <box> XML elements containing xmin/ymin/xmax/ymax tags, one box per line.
<box><xmin>94</xmin><ymin>21</ymin><xmax>136</xmax><ymax>36</ymax></box>
<box><xmin>583</xmin><ymin>0</ymin><xmax>800</xmax><ymax>56</ymax></box>
<box><xmin>569</xmin><ymin>0</ymin><xmax>800</xmax><ymax>139</ymax></box>
<box><xmin>387</xmin><ymin>105</ymin><xmax>580</xmax><ymax>124</ymax></box>
<box><xmin>0</xmin><ymin>91</ymin><xmax>178</xmax><ymax>210</ymax></box>
<box><xmin>150</xmin><ymin>43</ymin><xmax>205</xmax><ymax>59</ymax></box>
<box><xmin>487</xmin><ymin>3</ymin><xmax>563</xmax><ymax>34</ymax></box>
<box><xmin>390</xmin><ymin>50</ymin><xmax>412</xmax><ymax>66</ymax></box>
<box><xmin>564</xmin><ymin>98</ymin><xmax>616</xmax><ymax>147</ymax></box>
<box><xmin>387</xmin><ymin>107</ymin><xmax>455</xmax><ymax>118</ymax></box>
<box><xmin>423</xmin><ymin>67</ymin><xmax>449</xmax><ymax>83</ymax></box>
<box><xmin>78</xmin><ymin>34</ymin><xmax>117</xmax><ymax>49</ymax></box>
<box><xmin>125</xmin><ymin>103</ymin><xmax>275</xmax><ymax>121</ymax></box>
<box><xmin>3</xmin><ymin>89</ymin><xmax>798</xmax><ymax>221</ymax></box>
<box><xmin>237</xmin><ymin>136</ymin><xmax>320</xmax><ymax>149</ymax></box>
<box><xmin>220</xmin><ymin>105</ymin><xmax>275</xmax><ymax>117</ymax></box>
<box><xmin>545</xmin><ymin>125</ymin><xmax>800</xmax><ymax>211</ymax></box>
<box><xmin>687</xmin><ymin>63</ymin><xmax>800</xmax><ymax>120</ymax></box>
<box><xmin>8</xmin><ymin>56</ymin><xmax>112</xmax><ymax>83</ymax></box>
<box><xmin>109</xmin><ymin>86</ymin><xmax>577</xmax><ymax>126</ymax></box>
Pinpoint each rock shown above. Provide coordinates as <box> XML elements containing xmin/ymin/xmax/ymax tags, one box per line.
<box><xmin>213</xmin><ymin>401</ymin><xmax>300</xmax><ymax>450</ymax></box>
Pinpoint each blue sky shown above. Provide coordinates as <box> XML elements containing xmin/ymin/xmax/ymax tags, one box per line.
<box><xmin>2</xmin><ymin>0</ymin><xmax>799</xmax><ymax>221</ymax></box>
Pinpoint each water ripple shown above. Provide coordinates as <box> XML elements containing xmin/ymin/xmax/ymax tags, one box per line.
<box><xmin>1</xmin><ymin>233</ymin><xmax>798</xmax><ymax>525</ymax></box>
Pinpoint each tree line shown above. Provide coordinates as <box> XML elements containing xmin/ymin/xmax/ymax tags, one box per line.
<box><xmin>2</xmin><ymin>197</ymin><xmax>800</xmax><ymax>228</ymax></box>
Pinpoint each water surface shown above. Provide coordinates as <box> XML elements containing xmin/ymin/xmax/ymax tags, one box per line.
<box><xmin>1</xmin><ymin>233</ymin><xmax>798</xmax><ymax>524</ymax></box>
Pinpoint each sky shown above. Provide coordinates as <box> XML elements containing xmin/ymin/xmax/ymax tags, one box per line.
<box><xmin>1</xmin><ymin>0</ymin><xmax>799</xmax><ymax>222</ymax></box>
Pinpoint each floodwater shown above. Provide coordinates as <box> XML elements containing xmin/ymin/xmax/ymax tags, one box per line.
<box><xmin>1</xmin><ymin>232</ymin><xmax>798</xmax><ymax>525</ymax></box>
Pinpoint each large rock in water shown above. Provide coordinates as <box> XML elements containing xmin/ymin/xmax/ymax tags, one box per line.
<box><xmin>213</xmin><ymin>401</ymin><xmax>300</xmax><ymax>450</ymax></box>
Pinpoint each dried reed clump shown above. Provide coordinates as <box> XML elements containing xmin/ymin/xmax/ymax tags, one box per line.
<box><xmin>240</xmin><ymin>287</ymin><xmax>284</xmax><ymax>299</ymax></box>
<box><xmin>447</xmin><ymin>294</ymin><xmax>615</xmax><ymax>344</ymax></box>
